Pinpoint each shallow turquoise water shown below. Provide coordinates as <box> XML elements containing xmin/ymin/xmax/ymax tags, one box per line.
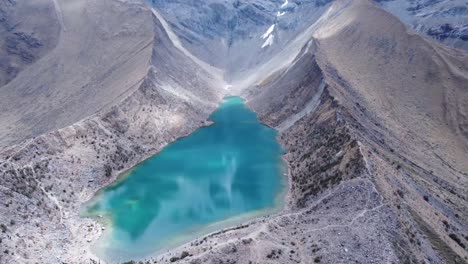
<box><xmin>83</xmin><ymin>97</ymin><xmax>285</xmax><ymax>262</ymax></box>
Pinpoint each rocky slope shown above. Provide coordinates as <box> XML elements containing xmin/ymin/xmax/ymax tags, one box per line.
<box><xmin>151</xmin><ymin>0</ymin><xmax>333</xmax><ymax>81</ymax></box>
<box><xmin>147</xmin><ymin>0</ymin><xmax>468</xmax><ymax>263</ymax></box>
<box><xmin>0</xmin><ymin>0</ymin><xmax>154</xmax><ymax>149</ymax></box>
<box><xmin>0</xmin><ymin>0</ymin><xmax>60</xmax><ymax>87</ymax></box>
<box><xmin>376</xmin><ymin>0</ymin><xmax>468</xmax><ymax>51</ymax></box>
<box><xmin>0</xmin><ymin>0</ymin><xmax>467</xmax><ymax>263</ymax></box>
<box><xmin>0</xmin><ymin>1</ymin><xmax>224</xmax><ymax>263</ymax></box>
<box><xmin>151</xmin><ymin>0</ymin><xmax>468</xmax><ymax>83</ymax></box>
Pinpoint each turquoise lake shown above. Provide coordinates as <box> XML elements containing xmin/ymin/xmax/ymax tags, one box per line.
<box><xmin>83</xmin><ymin>97</ymin><xmax>286</xmax><ymax>262</ymax></box>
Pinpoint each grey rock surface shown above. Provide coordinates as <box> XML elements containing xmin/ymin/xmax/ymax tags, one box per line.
<box><xmin>376</xmin><ymin>0</ymin><xmax>468</xmax><ymax>50</ymax></box>
<box><xmin>150</xmin><ymin>0</ymin><xmax>332</xmax><ymax>81</ymax></box>
<box><xmin>0</xmin><ymin>0</ymin><xmax>154</xmax><ymax>149</ymax></box>
<box><xmin>0</xmin><ymin>0</ymin><xmax>60</xmax><ymax>86</ymax></box>
<box><xmin>0</xmin><ymin>0</ymin><xmax>467</xmax><ymax>263</ymax></box>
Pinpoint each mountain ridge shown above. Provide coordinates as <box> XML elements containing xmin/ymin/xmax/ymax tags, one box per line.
<box><xmin>0</xmin><ymin>0</ymin><xmax>466</xmax><ymax>263</ymax></box>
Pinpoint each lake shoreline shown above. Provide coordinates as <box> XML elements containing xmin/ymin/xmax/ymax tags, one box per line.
<box><xmin>82</xmin><ymin>96</ymin><xmax>289</xmax><ymax>262</ymax></box>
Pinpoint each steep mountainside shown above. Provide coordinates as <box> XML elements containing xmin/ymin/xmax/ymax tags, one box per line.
<box><xmin>377</xmin><ymin>0</ymin><xmax>468</xmax><ymax>51</ymax></box>
<box><xmin>0</xmin><ymin>0</ymin><xmax>467</xmax><ymax>263</ymax></box>
<box><xmin>153</xmin><ymin>0</ymin><xmax>468</xmax><ymax>263</ymax></box>
<box><xmin>0</xmin><ymin>1</ymin><xmax>224</xmax><ymax>263</ymax></box>
<box><xmin>0</xmin><ymin>0</ymin><xmax>60</xmax><ymax>86</ymax></box>
<box><xmin>0</xmin><ymin>0</ymin><xmax>154</xmax><ymax>149</ymax></box>
<box><xmin>151</xmin><ymin>0</ymin><xmax>332</xmax><ymax>81</ymax></box>
<box><xmin>1</xmin><ymin>0</ymin><xmax>465</xmax><ymax>150</ymax></box>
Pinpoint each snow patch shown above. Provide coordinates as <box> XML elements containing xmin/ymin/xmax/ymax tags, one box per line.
<box><xmin>277</xmin><ymin>11</ymin><xmax>286</xmax><ymax>17</ymax></box>
<box><xmin>261</xmin><ymin>24</ymin><xmax>275</xmax><ymax>39</ymax></box>
<box><xmin>281</xmin><ymin>0</ymin><xmax>289</xmax><ymax>9</ymax></box>
<box><xmin>262</xmin><ymin>34</ymin><xmax>274</xmax><ymax>48</ymax></box>
<box><xmin>261</xmin><ymin>24</ymin><xmax>275</xmax><ymax>48</ymax></box>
